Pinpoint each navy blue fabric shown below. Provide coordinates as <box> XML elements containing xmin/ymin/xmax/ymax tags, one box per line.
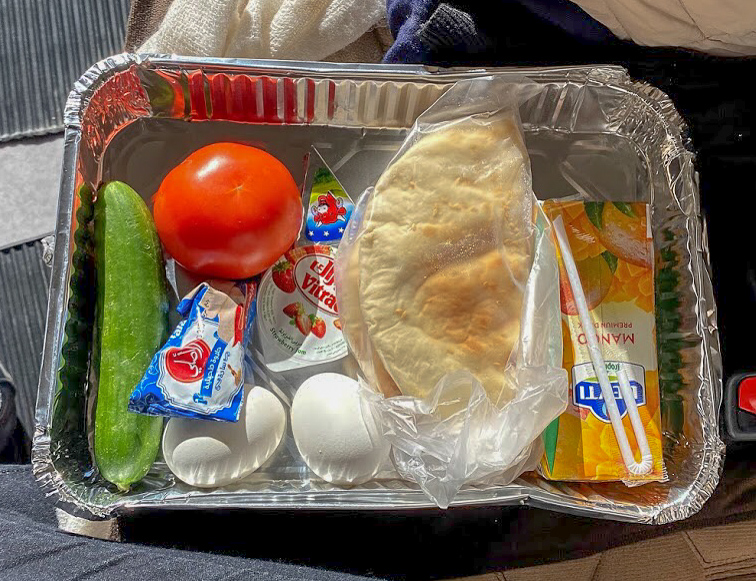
<box><xmin>384</xmin><ymin>0</ymin><xmax>617</xmax><ymax>63</ymax></box>
<box><xmin>516</xmin><ymin>0</ymin><xmax>616</xmax><ymax>42</ymax></box>
<box><xmin>385</xmin><ymin>0</ymin><xmax>437</xmax><ymax>63</ymax></box>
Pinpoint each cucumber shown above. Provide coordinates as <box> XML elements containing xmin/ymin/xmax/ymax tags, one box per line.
<box><xmin>93</xmin><ymin>181</ymin><xmax>169</xmax><ymax>491</ymax></box>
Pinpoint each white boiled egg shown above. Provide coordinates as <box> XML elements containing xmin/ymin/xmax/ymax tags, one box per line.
<box><xmin>292</xmin><ymin>373</ymin><xmax>390</xmax><ymax>485</ymax></box>
<box><xmin>163</xmin><ymin>385</ymin><xmax>286</xmax><ymax>488</ymax></box>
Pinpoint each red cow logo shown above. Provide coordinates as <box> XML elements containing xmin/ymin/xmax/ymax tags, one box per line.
<box><xmin>165</xmin><ymin>339</ymin><xmax>211</xmax><ymax>382</ymax></box>
<box><xmin>311</xmin><ymin>191</ymin><xmax>347</xmax><ymax>226</ymax></box>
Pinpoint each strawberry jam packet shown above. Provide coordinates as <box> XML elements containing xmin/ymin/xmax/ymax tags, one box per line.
<box><xmin>299</xmin><ymin>147</ymin><xmax>354</xmax><ymax>246</ymax></box>
<box><xmin>129</xmin><ymin>279</ymin><xmax>257</xmax><ymax>422</ymax></box>
<box><xmin>257</xmin><ymin>244</ymin><xmax>347</xmax><ymax>372</ymax></box>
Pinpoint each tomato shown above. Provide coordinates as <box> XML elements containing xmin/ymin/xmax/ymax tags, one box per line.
<box><xmin>153</xmin><ymin>143</ymin><xmax>302</xmax><ymax>279</ymax></box>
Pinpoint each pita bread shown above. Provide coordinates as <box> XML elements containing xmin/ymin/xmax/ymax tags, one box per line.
<box><xmin>356</xmin><ymin>113</ymin><xmax>533</xmax><ymax>407</ymax></box>
<box><xmin>339</xmin><ymin>241</ymin><xmax>401</xmax><ymax>397</ymax></box>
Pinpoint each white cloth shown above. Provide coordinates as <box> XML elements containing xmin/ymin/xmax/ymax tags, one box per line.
<box><xmin>571</xmin><ymin>0</ymin><xmax>756</xmax><ymax>56</ymax></box>
<box><xmin>139</xmin><ymin>0</ymin><xmax>386</xmax><ymax>61</ymax></box>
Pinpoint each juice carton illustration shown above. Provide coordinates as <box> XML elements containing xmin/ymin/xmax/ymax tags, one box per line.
<box><xmin>539</xmin><ymin>200</ymin><xmax>665</xmax><ymax>482</ymax></box>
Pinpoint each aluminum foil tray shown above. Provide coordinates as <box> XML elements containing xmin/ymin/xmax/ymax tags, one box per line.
<box><xmin>33</xmin><ymin>54</ymin><xmax>724</xmax><ymax>525</ymax></box>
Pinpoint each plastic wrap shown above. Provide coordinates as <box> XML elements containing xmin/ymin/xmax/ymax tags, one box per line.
<box><xmin>335</xmin><ymin>78</ymin><xmax>568</xmax><ymax>507</ymax></box>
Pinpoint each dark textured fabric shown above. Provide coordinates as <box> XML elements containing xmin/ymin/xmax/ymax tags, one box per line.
<box><xmin>385</xmin><ymin>0</ymin><xmax>438</xmax><ymax>63</ymax></box>
<box><xmin>416</xmin><ymin>4</ymin><xmax>489</xmax><ymax>53</ymax></box>
<box><xmin>384</xmin><ymin>0</ymin><xmax>616</xmax><ymax>63</ymax></box>
<box><xmin>0</xmin><ymin>0</ymin><xmax>131</xmax><ymax>141</ymax></box>
<box><xmin>0</xmin><ymin>377</ymin><xmax>30</xmax><ymax>464</ymax></box>
<box><xmin>486</xmin><ymin>521</ymin><xmax>756</xmax><ymax>580</ymax></box>
<box><xmin>2</xmin><ymin>446</ymin><xmax>754</xmax><ymax>579</ymax></box>
<box><xmin>0</xmin><ymin>242</ymin><xmax>51</xmax><ymax>438</ymax></box>
<box><xmin>0</xmin><ymin>465</ymin><xmax>374</xmax><ymax>581</ymax></box>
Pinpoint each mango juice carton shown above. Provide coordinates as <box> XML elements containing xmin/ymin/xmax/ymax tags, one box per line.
<box><xmin>539</xmin><ymin>200</ymin><xmax>665</xmax><ymax>482</ymax></box>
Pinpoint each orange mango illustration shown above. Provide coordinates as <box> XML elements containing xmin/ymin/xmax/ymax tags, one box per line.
<box><xmin>540</xmin><ymin>200</ymin><xmax>664</xmax><ymax>483</ymax></box>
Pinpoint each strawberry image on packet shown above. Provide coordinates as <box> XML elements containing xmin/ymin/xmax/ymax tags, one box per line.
<box><xmin>257</xmin><ymin>244</ymin><xmax>347</xmax><ymax>372</ymax></box>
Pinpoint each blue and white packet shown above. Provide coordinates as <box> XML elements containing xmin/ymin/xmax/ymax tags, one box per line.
<box><xmin>299</xmin><ymin>147</ymin><xmax>353</xmax><ymax>246</ymax></box>
<box><xmin>129</xmin><ymin>279</ymin><xmax>257</xmax><ymax>422</ymax></box>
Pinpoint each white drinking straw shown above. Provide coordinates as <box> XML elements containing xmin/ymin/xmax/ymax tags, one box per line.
<box><xmin>552</xmin><ymin>215</ymin><xmax>653</xmax><ymax>476</ymax></box>
<box><xmin>616</xmin><ymin>366</ymin><xmax>653</xmax><ymax>475</ymax></box>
